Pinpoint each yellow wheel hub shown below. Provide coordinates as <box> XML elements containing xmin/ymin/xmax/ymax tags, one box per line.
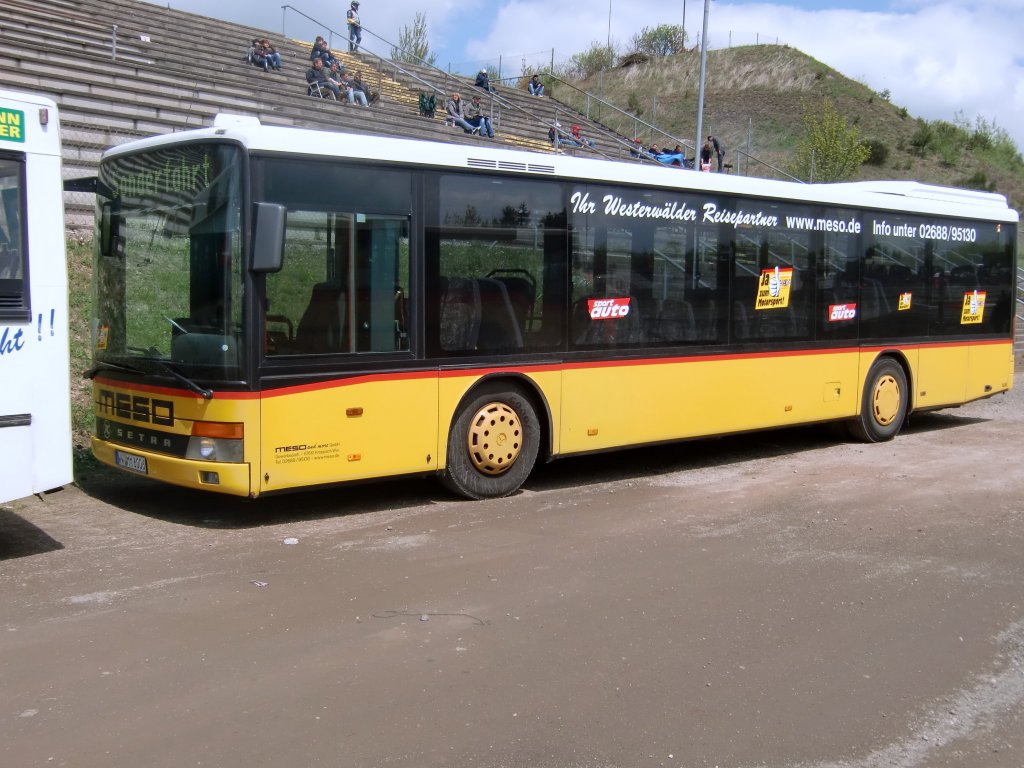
<box><xmin>466</xmin><ymin>402</ymin><xmax>522</xmax><ymax>476</ymax></box>
<box><xmin>872</xmin><ymin>374</ymin><xmax>901</xmax><ymax>426</ymax></box>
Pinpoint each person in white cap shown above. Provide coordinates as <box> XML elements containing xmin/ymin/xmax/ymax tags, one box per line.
<box><xmin>474</xmin><ymin>68</ymin><xmax>495</xmax><ymax>92</ymax></box>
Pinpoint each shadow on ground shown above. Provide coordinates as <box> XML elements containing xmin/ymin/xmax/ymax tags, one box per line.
<box><xmin>0</xmin><ymin>508</ymin><xmax>65</xmax><ymax>560</ymax></box>
<box><xmin>72</xmin><ymin>409</ymin><xmax>988</xmax><ymax>530</ymax></box>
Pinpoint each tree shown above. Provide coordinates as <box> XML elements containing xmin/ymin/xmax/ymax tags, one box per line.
<box><xmin>392</xmin><ymin>12</ymin><xmax>437</xmax><ymax>67</ymax></box>
<box><xmin>565</xmin><ymin>42</ymin><xmax>616</xmax><ymax>79</ymax></box>
<box><xmin>792</xmin><ymin>98</ymin><xmax>870</xmax><ymax>182</ymax></box>
<box><xmin>628</xmin><ymin>24</ymin><xmax>687</xmax><ymax>57</ymax></box>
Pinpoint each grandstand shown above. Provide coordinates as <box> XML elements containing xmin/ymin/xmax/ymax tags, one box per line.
<box><xmin>0</xmin><ymin>0</ymin><xmax>645</xmax><ymax>230</ymax></box>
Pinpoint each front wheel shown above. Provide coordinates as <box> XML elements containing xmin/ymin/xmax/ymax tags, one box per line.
<box><xmin>848</xmin><ymin>357</ymin><xmax>909</xmax><ymax>442</ymax></box>
<box><xmin>442</xmin><ymin>385</ymin><xmax>540</xmax><ymax>499</ymax></box>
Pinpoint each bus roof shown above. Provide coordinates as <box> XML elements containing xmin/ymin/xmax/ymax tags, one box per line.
<box><xmin>102</xmin><ymin>113</ymin><xmax>1019</xmax><ymax>224</ymax></box>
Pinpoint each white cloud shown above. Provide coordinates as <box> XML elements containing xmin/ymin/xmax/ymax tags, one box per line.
<box><xmin>460</xmin><ymin>1</ymin><xmax>1024</xmax><ymax>148</ymax></box>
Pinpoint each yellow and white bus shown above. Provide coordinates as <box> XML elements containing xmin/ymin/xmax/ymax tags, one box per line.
<box><xmin>89</xmin><ymin>115</ymin><xmax>1017</xmax><ymax>499</ymax></box>
<box><xmin>0</xmin><ymin>89</ymin><xmax>73</xmax><ymax>505</ymax></box>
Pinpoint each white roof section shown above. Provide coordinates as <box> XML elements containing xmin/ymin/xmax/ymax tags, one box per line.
<box><xmin>101</xmin><ymin>114</ymin><xmax>1019</xmax><ymax>224</ymax></box>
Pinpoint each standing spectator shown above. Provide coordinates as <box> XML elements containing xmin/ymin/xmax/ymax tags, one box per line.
<box><xmin>708</xmin><ymin>134</ymin><xmax>725</xmax><ymax>172</ymax></box>
<box><xmin>346</xmin><ymin>1</ymin><xmax>362</xmax><ymax>52</ymax></box>
<box><xmin>466</xmin><ymin>95</ymin><xmax>494</xmax><ymax>138</ymax></box>
<box><xmin>528</xmin><ymin>74</ymin><xmax>544</xmax><ymax>97</ymax></box>
<box><xmin>306</xmin><ymin>58</ymin><xmax>341</xmax><ymax>99</ymax></box>
<box><xmin>475</xmin><ymin>69</ymin><xmax>495</xmax><ymax>93</ymax></box>
<box><xmin>340</xmin><ymin>72</ymin><xmax>368</xmax><ymax>106</ymax></box>
<box><xmin>445</xmin><ymin>92</ymin><xmax>477</xmax><ymax>133</ymax></box>
<box><xmin>261</xmin><ymin>39</ymin><xmax>282</xmax><ymax>71</ymax></box>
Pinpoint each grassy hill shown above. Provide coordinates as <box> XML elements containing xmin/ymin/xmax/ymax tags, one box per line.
<box><xmin>558</xmin><ymin>45</ymin><xmax>1024</xmax><ymax>211</ymax></box>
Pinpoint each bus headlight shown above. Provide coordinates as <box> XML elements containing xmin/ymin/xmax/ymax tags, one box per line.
<box><xmin>186</xmin><ymin>422</ymin><xmax>244</xmax><ymax>463</ymax></box>
<box><xmin>186</xmin><ymin>436</ymin><xmax>244</xmax><ymax>462</ymax></box>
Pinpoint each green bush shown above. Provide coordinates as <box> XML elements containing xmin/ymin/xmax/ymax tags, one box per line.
<box><xmin>863</xmin><ymin>139</ymin><xmax>889</xmax><ymax>166</ymax></box>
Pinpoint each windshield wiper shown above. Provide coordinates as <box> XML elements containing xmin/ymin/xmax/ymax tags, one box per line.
<box><xmin>84</xmin><ymin>360</ymin><xmax>147</xmax><ymax>379</ymax></box>
<box><xmin>153</xmin><ymin>361</ymin><xmax>213</xmax><ymax>400</ymax></box>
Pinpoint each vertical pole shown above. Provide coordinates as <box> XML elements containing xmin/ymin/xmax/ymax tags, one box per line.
<box><xmin>746</xmin><ymin>117</ymin><xmax>752</xmax><ymax>176</ymax></box>
<box><xmin>694</xmin><ymin>0</ymin><xmax>710</xmax><ymax>159</ymax></box>
<box><xmin>551</xmin><ymin>48</ymin><xmax>554</xmax><ymax>73</ymax></box>
<box><xmin>111</xmin><ymin>24</ymin><xmax>118</xmax><ymax>61</ymax></box>
<box><xmin>498</xmin><ymin>56</ymin><xmax>502</xmax><ymax>82</ymax></box>
<box><xmin>810</xmin><ymin>149</ymin><xmax>815</xmax><ymax>183</ymax></box>
<box><xmin>607</xmin><ymin>0</ymin><xmax>612</xmax><ymax>50</ymax></box>
<box><xmin>281</xmin><ymin>5</ymin><xmax>286</xmax><ymax>37</ymax></box>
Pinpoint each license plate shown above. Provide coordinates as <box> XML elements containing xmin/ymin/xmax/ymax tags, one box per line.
<box><xmin>114</xmin><ymin>450</ymin><xmax>148</xmax><ymax>474</ymax></box>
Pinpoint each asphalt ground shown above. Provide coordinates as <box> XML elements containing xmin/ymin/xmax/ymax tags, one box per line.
<box><xmin>2</xmin><ymin>373</ymin><xmax>1023</xmax><ymax>768</ymax></box>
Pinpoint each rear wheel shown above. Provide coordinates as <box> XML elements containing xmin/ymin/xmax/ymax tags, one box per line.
<box><xmin>442</xmin><ymin>385</ymin><xmax>540</xmax><ymax>499</ymax></box>
<box><xmin>848</xmin><ymin>357</ymin><xmax>908</xmax><ymax>442</ymax></box>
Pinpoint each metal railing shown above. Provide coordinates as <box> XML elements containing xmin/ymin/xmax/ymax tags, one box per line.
<box><xmin>279</xmin><ymin>6</ymin><xmax>673</xmax><ymax>165</ymax></box>
<box><xmin>541</xmin><ymin>72</ymin><xmax>696</xmax><ymax>158</ymax></box>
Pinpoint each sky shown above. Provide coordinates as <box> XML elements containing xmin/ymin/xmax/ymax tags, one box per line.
<box><xmin>148</xmin><ymin>0</ymin><xmax>1024</xmax><ymax>151</ymax></box>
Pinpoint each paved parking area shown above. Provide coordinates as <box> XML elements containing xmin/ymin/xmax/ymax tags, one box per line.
<box><xmin>2</xmin><ymin>376</ymin><xmax>1023</xmax><ymax>767</ymax></box>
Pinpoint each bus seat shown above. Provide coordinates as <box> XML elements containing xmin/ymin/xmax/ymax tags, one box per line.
<box><xmin>295</xmin><ymin>281</ymin><xmax>348</xmax><ymax>354</ymax></box>
<box><xmin>476</xmin><ymin>277</ymin><xmax>523</xmax><ymax>350</ymax></box>
<box><xmin>439</xmin><ymin>276</ymin><xmax>480</xmax><ymax>352</ymax></box>
<box><xmin>492</xmin><ymin>275</ymin><xmax>535</xmax><ymax>333</ymax></box>
<box><xmin>731</xmin><ymin>301</ymin><xmax>751</xmax><ymax>340</ymax></box>
<box><xmin>653</xmin><ymin>298</ymin><xmax>696</xmax><ymax>342</ymax></box>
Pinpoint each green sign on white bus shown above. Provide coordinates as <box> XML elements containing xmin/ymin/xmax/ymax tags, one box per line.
<box><xmin>0</xmin><ymin>107</ymin><xmax>26</xmax><ymax>142</ymax></box>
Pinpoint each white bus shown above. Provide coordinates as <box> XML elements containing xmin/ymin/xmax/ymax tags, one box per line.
<box><xmin>0</xmin><ymin>89</ymin><xmax>72</xmax><ymax>504</ymax></box>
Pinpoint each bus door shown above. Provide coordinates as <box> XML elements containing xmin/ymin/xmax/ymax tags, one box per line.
<box><xmin>260</xmin><ymin>207</ymin><xmax>433</xmax><ymax>493</ymax></box>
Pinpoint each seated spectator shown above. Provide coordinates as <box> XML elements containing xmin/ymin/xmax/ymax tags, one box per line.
<box><xmin>571</xmin><ymin>124</ymin><xmax>596</xmax><ymax>148</ymax></box>
<box><xmin>310</xmin><ymin>36</ymin><xmax>338</xmax><ymax>68</ymax></box>
<box><xmin>475</xmin><ymin>69</ymin><xmax>495</xmax><ymax>93</ymax></box>
<box><xmin>466</xmin><ymin>95</ymin><xmax>494</xmax><ymax>138</ymax></box>
<box><xmin>528</xmin><ymin>74</ymin><xmax>544</xmax><ymax>97</ymax></box>
<box><xmin>445</xmin><ymin>92</ymin><xmax>477</xmax><ymax>133</ymax></box>
<box><xmin>548</xmin><ymin>122</ymin><xmax>582</xmax><ymax>152</ymax></box>
<box><xmin>328</xmin><ymin>60</ymin><xmax>347</xmax><ymax>82</ymax></box>
<box><xmin>352</xmin><ymin>70</ymin><xmax>379</xmax><ymax>104</ymax></box>
<box><xmin>247</xmin><ymin>38</ymin><xmax>269</xmax><ymax>70</ymax></box>
<box><xmin>306</xmin><ymin>58</ymin><xmax>341</xmax><ymax>100</ymax></box>
<box><xmin>340</xmin><ymin>72</ymin><xmax>368</xmax><ymax>106</ymax></box>
<box><xmin>699</xmin><ymin>140</ymin><xmax>713</xmax><ymax>171</ymax></box>
<box><xmin>260</xmin><ymin>39</ymin><xmax>282</xmax><ymax>71</ymax></box>
<box><xmin>629</xmin><ymin>138</ymin><xmax>645</xmax><ymax>157</ymax></box>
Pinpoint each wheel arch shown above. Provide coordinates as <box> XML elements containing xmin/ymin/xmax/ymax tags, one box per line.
<box><xmin>449</xmin><ymin>373</ymin><xmax>553</xmax><ymax>464</ymax></box>
<box><xmin>862</xmin><ymin>349</ymin><xmax>915</xmax><ymax>417</ymax></box>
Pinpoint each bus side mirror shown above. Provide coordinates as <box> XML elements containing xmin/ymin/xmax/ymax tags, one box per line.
<box><xmin>251</xmin><ymin>202</ymin><xmax>286</xmax><ymax>273</ymax></box>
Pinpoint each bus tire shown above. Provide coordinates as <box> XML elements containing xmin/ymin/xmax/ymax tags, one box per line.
<box><xmin>442</xmin><ymin>385</ymin><xmax>540</xmax><ymax>499</ymax></box>
<box><xmin>848</xmin><ymin>357</ymin><xmax>908</xmax><ymax>443</ymax></box>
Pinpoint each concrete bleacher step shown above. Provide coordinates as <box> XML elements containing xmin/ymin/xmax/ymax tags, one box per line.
<box><xmin>5</xmin><ymin>0</ymin><xmax>646</xmax><ymax>228</ymax></box>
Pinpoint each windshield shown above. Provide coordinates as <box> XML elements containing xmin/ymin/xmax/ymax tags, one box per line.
<box><xmin>93</xmin><ymin>142</ymin><xmax>245</xmax><ymax>382</ymax></box>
